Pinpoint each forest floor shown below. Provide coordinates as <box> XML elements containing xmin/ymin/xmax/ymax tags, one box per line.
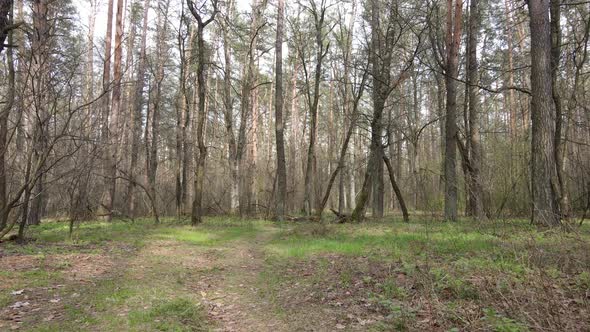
<box><xmin>0</xmin><ymin>216</ymin><xmax>589</xmax><ymax>331</ymax></box>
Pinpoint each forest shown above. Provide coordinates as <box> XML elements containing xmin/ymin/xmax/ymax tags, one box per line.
<box><xmin>0</xmin><ymin>0</ymin><xmax>589</xmax><ymax>330</ymax></box>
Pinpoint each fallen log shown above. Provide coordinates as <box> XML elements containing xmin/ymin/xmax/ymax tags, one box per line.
<box><xmin>330</xmin><ymin>209</ymin><xmax>351</xmax><ymax>223</ymax></box>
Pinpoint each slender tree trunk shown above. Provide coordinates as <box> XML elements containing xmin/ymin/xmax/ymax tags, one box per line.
<box><xmin>289</xmin><ymin>57</ymin><xmax>300</xmax><ymax>212</ymax></box>
<box><xmin>186</xmin><ymin>0</ymin><xmax>219</xmax><ymax>225</ymax></box>
<box><xmin>274</xmin><ymin>0</ymin><xmax>287</xmax><ymax>219</ymax></box>
<box><xmin>236</xmin><ymin>0</ymin><xmax>262</xmax><ymax>217</ymax></box>
<box><xmin>28</xmin><ymin>0</ymin><xmax>50</xmax><ymax>226</ymax></box>
<box><xmin>504</xmin><ymin>0</ymin><xmax>517</xmax><ymax>138</ymax></box>
<box><xmin>302</xmin><ymin>4</ymin><xmax>328</xmax><ymax>216</ymax></box>
<box><xmin>221</xmin><ymin>0</ymin><xmax>238</xmax><ymax>215</ymax></box>
<box><xmin>146</xmin><ymin>0</ymin><xmax>169</xmax><ymax>224</ymax></box>
<box><xmin>191</xmin><ymin>22</ymin><xmax>207</xmax><ymax>224</ymax></box>
<box><xmin>468</xmin><ymin>0</ymin><xmax>485</xmax><ymax>220</ymax></box>
<box><xmin>106</xmin><ymin>0</ymin><xmax>125</xmax><ymax>220</ymax></box>
<box><xmin>177</xmin><ymin>22</ymin><xmax>194</xmax><ymax>217</ymax></box>
<box><xmin>100</xmin><ymin>0</ymin><xmax>115</xmax><ymax>220</ymax></box>
<box><xmin>0</xmin><ymin>1</ymin><xmax>14</xmax><ymax>232</ymax></box>
<box><xmin>126</xmin><ymin>0</ymin><xmax>149</xmax><ymax>219</ymax></box>
<box><xmin>384</xmin><ymin>155</ymin><xmax>409</xmax><ymax>222</ymax></box>
<box><xmin>316</xmin><ymin>75</ymin><xmax>366</xmax><ymax>219</ymax></box>
<box><xmin>443</xmin><ymin>0</ymin><xmax>462</xmax><ymax>221</ymax></box>
<box><xmin>550</xmin><ymin>0</ymin><xmax>569</xmax><ymax>219</ymax></box>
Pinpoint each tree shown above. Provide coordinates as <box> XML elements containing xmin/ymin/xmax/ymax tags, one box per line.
<box><xmin>274</xmin><ymin>0</ymin><xmax>287</xmax><ymax>220</ymax></box>
<box><xmin>0</xmin><ymin>0</ymin><xmax>15</xmax><ymax>234</ymax></box>
<box><xmin>550</xmin><ymin>0</ymin><xmax>569</xmax><ymax>219</ymax></box>
<box><xmin>443</xmin><ymin>0</ymin><xmax>462</xmax><ymax>221</ymax></box>
<box><xmin>186</xmin><ymin>0</ymin><xmax>219</xmax><ymax>225</ymax></box>
<box><xmin>220</xmin><ymin>0</ymin><xmax>238</xmax><ymax>214</ymax></box>
<box><xmin>351</xmin><ymin>0</ymin><xmax>415</xmax><ymax>222</ymax></box>
<box><xmin>237</xmin><ymin>0</ymin><xmax>266</xmax><ymax>217</ymax></box>
<box><xmin>299</xmin><ymin>0</ymin><xmax>331</xmax><ymax>216</ymax></box>
<box><xmin>527</xmin><ymin>0</ymin><xmax>560</xmax><ymax>226</ymax></box>
<box><xmin>99</xmin><ymin>0</ymin><xmax>115</xmax><ymax>220</ymax></box>
<box><xmin>145</xmin><ymin>0</ymin><xmax>171</xmax><ymax>224</ymax></box>
<box><xmin>126</xmin><ymin>0</ymin><xmax>150</xmax><ymax>219</ymax></box>
<box><xmin>176</xmin><ymin>5</ymin><xmax>194</xmax><ymax>217</ymax></box>
<box><xmin>466</xmin><ymin>0</ymin><xmax>485</xmax><ymax>220</ymax></box>
<box><xmin>105</xmin><ymin>0</ymin><xmax>125</xmax><ymax>221</ymax></box>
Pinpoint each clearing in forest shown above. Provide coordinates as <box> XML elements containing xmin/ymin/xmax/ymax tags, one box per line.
<box><xmin>0</xmin><ymin>217</ymin><xmax>589</xmax><ymax>331</ymax></box>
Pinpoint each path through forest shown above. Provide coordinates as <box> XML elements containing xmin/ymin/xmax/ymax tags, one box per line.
<box><xmin>180</xmin><ymin>229</ymin><xmax>289</xmax><ymax>331</ymax></box>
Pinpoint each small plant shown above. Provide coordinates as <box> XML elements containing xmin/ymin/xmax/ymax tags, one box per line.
<box><xmin>482</xmin><ymin>308</ymin><xmax>528</xmax><ymax>332</ymax></box>
<box><xmin>576</xmin><ymin>271</ymin><xmax>590</xmax><ymax>290</ymax></box>
<box><xmin>130</xmin><ymin>298</ymin><xmax>207</xmax><ymax>331</ymax></box>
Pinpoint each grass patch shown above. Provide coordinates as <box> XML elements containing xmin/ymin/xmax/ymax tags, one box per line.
<box><xmin>3</xmin><ymin>216</ymin><xmax>589</xmax><ymax>331</ymax></box>
<box><xmin>128</xmin><ymin>298</ymin><xmax>207</xmax><ymax>331</ymax></box>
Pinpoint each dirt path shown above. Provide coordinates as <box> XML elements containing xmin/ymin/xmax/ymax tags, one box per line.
<box><xmin>190</xmin><ymin>228</ymin><xmax>289</xmax><ymax>332</ymax></box>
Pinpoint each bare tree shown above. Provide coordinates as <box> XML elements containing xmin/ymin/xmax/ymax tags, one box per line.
<box><xmin>274</xmin><ymin>0</ymin><xmax>287</xmax><ymax>220</ymax></box>
<box><xmin>99</xmin><ymin>0</ymin><xmax>115</xmax><ymax>220</ymax></box>
<box><xmin>176</xmin><ymin>6</ymin><xmax>194</xmax><ymax>217</ymax></box>
<box><xmin>298</xmin><ymin>0</ymin><xmax>331</xmax><ymax>216</ymax></box>
<box><xmin>351</xmin><ymin>0</ymin><xmax>416</xmax><ymax>222</ymax></box>
<box><xmin>186</xmin><ymin>0</ymin><xmax>219</xmax><ymax>225</ymax></box>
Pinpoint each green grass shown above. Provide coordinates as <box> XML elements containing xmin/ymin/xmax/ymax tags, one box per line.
<box><xmin>3</xmin><ymin>217</ymin><xmax>257</xmax><ymax>331</ymax></box>
<box><xmin>260</xmin><ymin>217</ymin><xmax>590</xmax><ymax>331</ymax></box>
<box><xmin>3</xmin><ymin>216</ymin><xmax>589</xmax><ymax>331</ymax></box>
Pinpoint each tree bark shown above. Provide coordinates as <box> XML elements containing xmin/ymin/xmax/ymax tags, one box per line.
<box><xmin>106</xmin><ymin>0</ymin><xmax>125</xmax><ymax>220</ymax></box>
<box><xmin>27</xmin><ymin>0</ymin><xmax>50</xmax><ymax>226</ymax></box>
<box><xmin>351</xmin><ymin>0</ymin><xmax>388</xmax><ymax>222</ymax></box>
<box><xmin>274</xmin><ymin>0</ymin><xmax>287</xmax><ymax>219</ymax></box>
<box><xmin>0</xmin><ymin>0</ymin><xmax>14</xmax><ymax>232</ymax></box>
<box><xmin>187</xmin><ymin>0</ymin><xmax>219</xmax><ymax>225</ymax></box>
<box><xmin>550</xmin><ymin>0</ymin><xmax>569</xmax><ymax>219</ymax></box>
<box><xmin>443</xmin><ymin>0</ymin><xmax>462</xmax><ymax>221</ymax></box>
<box><xmin>100</xmin><ymin>0</ymin><xmax>115</xmax><ymax>220</ymax></box>
<box><xmin>384</xmin><ymin>155</ymin><xmax>409</xmax><ymax>222</ymax></box>
<box><xmin>467</xmin><ymin>0</ymin><xmax>485</xmax><ymax>220</ymax></box>
<box><xmin>126</xmin><ymin>0</ymin><xmax>150</xmax><ymax>220</ymax></box>
<box><xmin>527</xmin><ymin>0</ymin><xmax>561</xmax><ymax>226</ymax></box>
<box><xmin>146</xmin><ymin>0</ymin><xmax>169</xmax><ymax>224</ymax></box>
<box><xmin>302</xmin><ymin>1</ymin><xmax>328</xmax><ymax>216</ymax></box>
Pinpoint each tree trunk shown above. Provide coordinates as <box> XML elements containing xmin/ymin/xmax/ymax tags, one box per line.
<box><xmin>467</xmin><ymin>0</ymin><xmax>486</xmax><ymax>220</ymax></box>
<box><xmin>289</xmin><ymin>57</ymin><xmax>300</xmax><ymax>212</ymax></box>
<box><xmin>0</xmin><ymin>1</ymin><xmax>14</xmax><ymax>232</ymax></box>
<box><xmin>100</xmin><ymin>0</ymin><xmax>115</xmax><ymax>220</ymax></box>
<box><xmin>187</xmin><ymin>0</ymin><xmax>219</xmax><ymax>225</ymax></box>
<box><xmin>221</xmin><ymin>0</ymin><xmax>238</xmax><ymax>215</ymax></box>
<box><xmin>384</xmin><ymin>155</ymin><xmax>409</xmax><ymax>222</ymax></box>
<box><xmin>274</xmin><ymin>0</ymin><xmax>287</xmax><ymax>220</ymax></box>
<box><xmin>126</xmin><ymin>0</ymin><xmax>149</xmax><ymax>220</ymax></box>
<box><xmin>177</xmin><ymin>21</ymin><xmax>194</xmax><ymax>217</ymax></box>
<box><xmin>443</xmin><ymin>0</ymin><xmax>462</xmax><ymax>221</ymax></box>
<box><xmin>146</xmin><ymin>0</ymin><xmax>169</xmax><ymax>224</ymax></box>
<box><xmin>237</xmin><ymin>0</ymin><xmax>262</xmax><ymax>217</ymax></box>
<box><xmin>317</xmin><ymin>67</ymin><xmax>366</xmax><ymax>219</ymax></box>
<box><xmin>106</xmin><ymin>0</ymin><xmax>125</xmax><ymax>219</ymax></box>
<box><xmin>302</xmin><ymin>2</ymin><xmax>328</xmax><ymax>216</ymax></box>
<box><xmin>550</xmin><ymin>0</ymin><xmax>569</xmax><ymax>219</ymax></box>
<box><xmin>28</xmin><ymin>0</ymin><xmax>50</xmax><ymax>226</ymax></box>
<box><xmin>351</xmin><ymin>0</ymin><xmax>388</xmax><ymax>222</ymax></box>
<box><xmin>527</xmin><ymin>0</ymin><xmax>561</xmax><ymax>226</ymax></box>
